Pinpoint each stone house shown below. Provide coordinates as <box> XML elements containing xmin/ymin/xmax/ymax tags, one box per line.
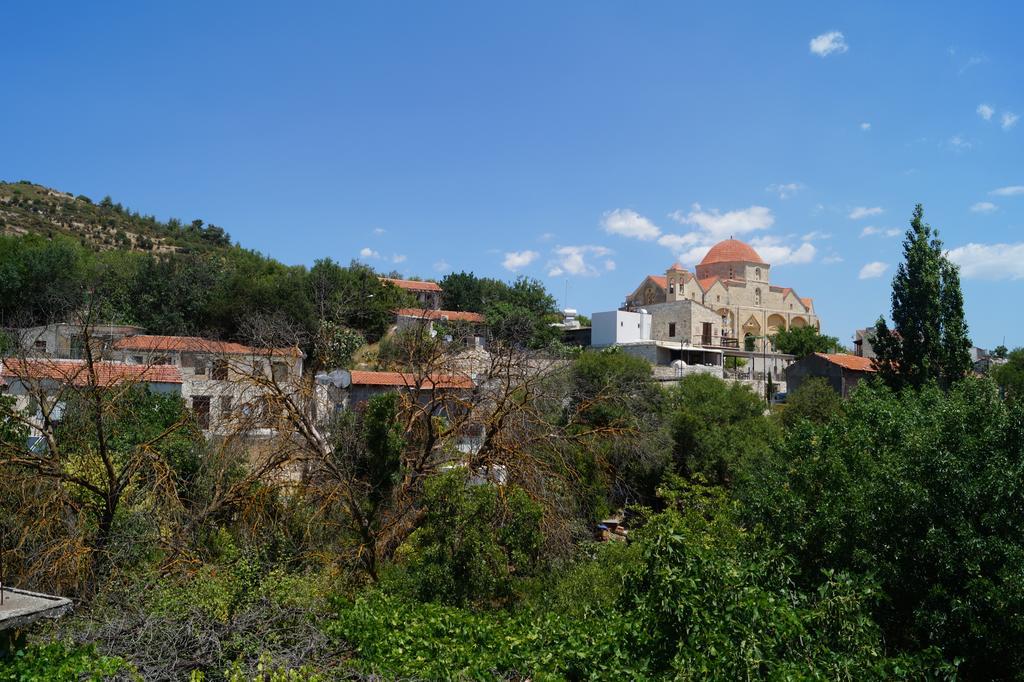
<box><xmin>784</xmin><ymin>352</ymin><xmax>876</xmax><ymax>398</ymax></box>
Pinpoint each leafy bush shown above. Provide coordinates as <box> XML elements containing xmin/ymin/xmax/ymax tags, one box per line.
<box><xmin>0</xmin><ymin>641</ymin><xmax>134</xmax><ymax>681</ymax></box>
<box><xmin>741</xmin><ymin>377</ymin><xmax>1024</xmax><ymax>678</ymax></box>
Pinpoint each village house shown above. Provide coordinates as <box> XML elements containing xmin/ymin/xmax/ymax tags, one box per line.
<box><xmin>110</xmin><ymin>335</ymin><xmax>303</xmax><ymax>433</ymax></box>
<box><xmin>0</xmin><ymin>358</ymin><xmax>183</xmax><ymax>446</ymax></box>
<box><xmin>785</xmin><ymin>352</ymin><xmax>876</xmax><ymax>398</ymax></box>
<box><xmin>394</xmin><ymin>308</ymin><xmax>486</xmax><ymax>345</ymax></box>
<box><xmin>16</xmin><ymin>323</ymin><xmax>146</xmax><ymax>360</ymax></box>
<box><xmin>381</xmin><ymin>277</ymin><xmax>443</xmax><ymax>310</ymax></box>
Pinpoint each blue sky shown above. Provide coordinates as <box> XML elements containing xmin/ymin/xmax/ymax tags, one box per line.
<box><xmin>2</xmin><ymin>2</ymin><xmax>1022</xmax><ymax>347</ymax></box>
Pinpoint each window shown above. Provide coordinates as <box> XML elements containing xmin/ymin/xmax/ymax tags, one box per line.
<box><xmin>755</xmin><ymin>289</ymin><xmax>762</xmax><ymax>306</ymax></box>
<box><xmin>716</xmin><ymin>295</ymin><xmax>720</xmax><ymax>302</ymax></box>
<box><xmin>272</xmin><ymin>362</ymin><xmax>289</xmax><ymax>382</ymax></box>
<box><xmin>192</xmin><ymin>396</ymin><xmax>211</xmax><ymax>429</ymax></box>
<box><xmin>252</xmin><ymin>360</ymin><xmax>265</xmax><ymax>377</ymax></box>
<box><xmin>668</xmin><ymin>322</ymin><xmax>676</xmax><ymax>337</ymax></box>
<box><xmin>211</xmin><ymin>359</ymin><xmax>229</xmax><ymax>380</ymax></box>
<box><xmin>668</xmin><ymin>283</ymin><xmax>675</xmax><ymax>294</ymax></box>
<box><xmin>133</xmin><ymin>355</ymin><xmax>144</xmax><ymax>365</ymax></box>
<box><xmin>33</xmin><ymin>339</ymin><xmax>47</xmax><ymax>351</ymax></box>
<box><xmin>219</xmin><ymin>395</ymin><xmax>233</xmax><ymax>418</ymax></box>
<box><xmin>755</xmin><ymin>267</ymin><xmax>761</xmax><ymax>280</ymax></box>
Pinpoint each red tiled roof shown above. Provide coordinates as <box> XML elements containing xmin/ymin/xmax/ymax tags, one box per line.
<box><xmin>380</xmin><ymin>277</ymin><xmax>443</xmax><ymax>293</ymax></box>
<box><xmin>2</xmin><ymin>359</ymin><xmax>183</xmax><ymax>386</ymax></box>
<box><xmin>668</xmin><ymin>262</ymin><xmax>686</xmax><ymax>271</ymax></box>
<box><xmin>698</xmin><ymin>239</ymin><xmax>767</xmax><ymax>266</ymax></box>
<box><xmin>698</xmin><ymin>276</ymin><xmax>721</xmax><ymax>291</ymax></box>
<box><xmin>815</xmin><ymin>353</ymin><xmax>876</xmax><ymax>372</ymax></box>
<box><xmin>113</xmin><ymin>335</ymin><xmax>299</xmax><ymax>357</ymax></box>
<box><xmin>801</xmin><ymin>297</ymin><xmax>813</xmax><ymax>308</ymax></box>
<box><xmin>395</xmin><ymin>308</ymin><xmax>485</xmax><ymax>323</ymax></box>
<box><xmin>647</xmin><ymin>275</ymin><xmax>667</xmax><ymax>289</ymax></box>
<box><xmin>349</xmin><ymin>370</ymin><xmax>474</xmax><ymax>389</ymax></box>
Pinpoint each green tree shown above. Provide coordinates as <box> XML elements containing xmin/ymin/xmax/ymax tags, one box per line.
<box><xmin>771</xmin><ymin>325</ymin><xmax>842</xmax><ymax>357</ymax></box>
<box><xmin>778</xmin><ymin>376</ymin><xmax>842</xmax><ymax>428</ymax></box>
<box><xmin>740</xmin><ymin>378</ymin><xmax>1024</xmax><ymax>678</ymax></box>
<box><xmin>993</xmin><ymin>344</ymin><xmax>1009</xmax><ymax>359</ymax></box>
<box><xmin>665</xmin><ymin>374</ymin><xmax>776</xmax><ymax>485</ymax></box>
<box><xmin>992</xmin><ymin>347</ymin><xmax>1024</xmax><ymax>400</ymax></box>
<box><xmin>312</xmin><ymin>320</ymin><xmax>364</xmax><ymax>370</ymax></box>
<box><xmin>394</xmin><ymin>470</ymin><xmax>543</xmax><ymax>606</ymax></box>
<box><xmin>872</xmin><ymin>205</ymin><xmax>972</xmax><ymax>389</ymax></box>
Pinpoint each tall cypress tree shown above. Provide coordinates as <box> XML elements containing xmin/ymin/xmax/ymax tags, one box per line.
<box><xmin>873</xmin><ymin>204</ymin><xmax>972</xmax><ymax>389</ymax></box>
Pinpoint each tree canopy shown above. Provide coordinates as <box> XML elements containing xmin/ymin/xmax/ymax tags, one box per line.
<box><xmin>872</xmin><ymin>204</ymin><xmax>972</xmax><ymax>389</ymax></box>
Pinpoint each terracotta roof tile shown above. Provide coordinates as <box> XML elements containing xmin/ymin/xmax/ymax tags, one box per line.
<box><xmin>2</xmin><ymin>359</ymin><xmax>183</xmax><ymax>386</ymax></box>
<box><xmin>697</xmin><ymin>276</ymin><xmax>720</xmax><ymax>291</ymax></box>
<box><xmin>647</xmin><ymin>275</ymin><xmax>667</xmax><ymax>289</ymax></box>
<box><xmin>113</xmin><ymin>335</ymin><xmax>299</xmax><ymax>357</ymax></box>
<box><xmin>698</xmin><ymin>239</ymin><xmax>767</xmax><ymax>266</ymax></box>
<box><xmin>815</xmin><ymin>353</ymin><xmax>876</xmax><ymax>372</ymax></box>
<box><xmin>349</xmin><ymin>370</ymin><xmax>474</xmax><ymax>389</ymax></box>
<box><xmin>380</xmin><ymin>277</ymin><xmax>443</xmax><ymax>293</ymax></box>
<box><xmin>395</xmin><ymin>308</ymin><xmax>485</xmax><ymax>323</ymax></box>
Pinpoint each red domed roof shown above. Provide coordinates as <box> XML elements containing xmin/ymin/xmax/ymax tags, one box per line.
<box><xmin>698</xmin><ymin>239</ymin><xmax>766</xmax><ymax>266</ymax></box>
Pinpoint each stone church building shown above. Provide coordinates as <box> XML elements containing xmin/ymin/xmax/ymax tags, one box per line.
<box><xmin>624</xmin><ymin>238</ymin><xmax>819</xmax><ymax>350</ymax></box>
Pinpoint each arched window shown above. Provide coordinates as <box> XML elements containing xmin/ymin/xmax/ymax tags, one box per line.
<box><xmin>755</xmin><ymin>267</ymin><xmax>761</xmax><ymax>281</ymax></box>
<box><xmin>755</xmin><ymin>288</ymin><xmax>762</xmax><ymax>305</ymax></box>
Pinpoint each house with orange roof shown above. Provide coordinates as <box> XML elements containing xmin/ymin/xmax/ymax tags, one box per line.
<box><xmin>111</xmin><ymin>334</ymin><xmax>304</xmax><ymax>431</ymax></box>
<box><xmin>785</xmin><ymin>352</ymin><xmax>877</xmax><ymax>398</ymax></box>
<box><xmin>623</xmin><ymin>238</ymin><xmax>820</xmax><ymax>352</ymax></box>
<box><xmin>380</xmin><ymin>277</ymin><xmax>443</xmax><ymax>309</ymax></box>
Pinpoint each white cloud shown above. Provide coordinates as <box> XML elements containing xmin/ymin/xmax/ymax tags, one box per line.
<box><xmin>860</xmin><ymin>226</ymin><xmax>900</xmax><ymax>238</ymax></box>
<box><xmin>849</xmin><ymin>206</ymin><xmax>884</xmax><ymax>220</ymax></box>
<box><xmin>766</xmin><ymin>182</ymin><xmax>805</xmax><ymax>199</ymax></box>
<box><xmin>433</xmin><ymin>260</ymin><xmax>451</xmax><ymax>273</ymax></box>
<box><xmin>502</xmin><ymin>250</ymin><xmax>539</xmax><ymax>272</ymax></box>
<box><xmin>947</xmin><ymin>242</ymin><xmax>1024</xmax><ymax>280</ymax></box>
<box><xmin>1002</xmin><ymin>111</ymin><xmax>1019</xmax><ymax>130</ymax></box>
<box><xmin>359</xmin><ymin>247</ymin><xmax>380</xmax><ymax>259</ymax></box>
<box><xmin>547</xmin><ymin>245</ymin><xmax>613</xmax><ymax>277</ymax></box>
<box><xmin>392</xmin><ymin>254</ymin><xmax>407</xmax><ymax>264</ymax></box>
<box><xmin>539</xmin><ymin>232</ymin><xmax>555</xmax><ymax>242</ymax></box>
<box><xmin>958</xmin><ymin>55</ymin><xmax>989</xmax><ymax>75</ymax></box>
<box><xmin>372</xmin><ymin>227</ymin><xmax>386</xmax><ymax>235</ymax></box>
<box><xmin>860</xmin><ymin>122</ymin><xmax>871</xmax><ymax>131</ymax></box>
<box><xmin>822</xmin><ymin>254</ymin><xmax>844</xmax><ymax>264</ymax></box>
<box><xmin>948</xmin><ymin>135</ymin><xmax>973</xmax><ymax>151</ymax></box>
<box><xmin>859</xmin><ymin>261</ymin><xmax>889</xmax><ymax>279</ymax></box>
<box><xmin>809</xmin><ymin>31</ymin><xmax>848</xmax><ymax>57</ymax></box>
<box><xmin>656</xmin><ymin>232</ymin><xmax>702</xmax><ymax>251</ymax></box>
<box><xmin>801</xmin><ymin>230</ymin><xmax>831</xmax><ymax>241</ymax></box>
<box><xmin>970</xmin><ymin>201</ymin><xmax>997</xmax><ymax>213</ymax></box>
<box><xmin>748</xmin><ymin>236</ymin><xmax>817</xmax><ymax>265</ymax></box>
<box><xmin>604</xmin><ymin>259</ymin><xmax>616</xmax><ymax>271</ymax></box>
<box><xmin>989</xmin><ymin>186</ymin><xmax>1024</xmax><ymax>196</ymax></box>
<box><xmin>601</xmin><ymin>208</ymin><xmax>661</xmax><ymax>240</ymax></box>
<box><xmin>977</xmin><ymin>103</ymin><xmax>995</xmax><ymax>121</ymax></box>
<box><xmin>669</xmin><ymin>204</ymin><xmax>774</xmax><ymax>238</ymax></box>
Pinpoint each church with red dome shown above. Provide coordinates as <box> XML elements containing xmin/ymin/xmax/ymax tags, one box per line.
<box><xmin>624</xmin><ymin>238</ymin><xmax>819</xmax><ymax>349</ymax></box>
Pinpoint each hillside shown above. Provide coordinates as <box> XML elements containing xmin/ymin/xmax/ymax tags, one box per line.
<box><xmin>0</xmin><ymin>180</ymin><xmax>233</xmax><ymax>254</ymax></box>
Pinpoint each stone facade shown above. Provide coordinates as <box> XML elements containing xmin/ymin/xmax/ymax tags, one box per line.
<box><xmin>625</xmin><ymin>238</ymin><xmax>819</xmax><ymax>350</ymax></box>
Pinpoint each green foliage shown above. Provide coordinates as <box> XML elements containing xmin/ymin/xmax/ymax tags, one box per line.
<box><xmin>778</xmin><ymin>376</ymin><xmax>842</xmax><ymax>428</ymax></box>
<box><xmin>666</xmin><ymin>374</ymin><xmax>776</xmax><ymax>484</ymax></box>
<box><xmin>873</xmin><ymin>204</ymin><xmax>972</xmax><ymax>389</ymax></box>
<box><xmin>771</xmin><ymin>325</ymin><xmax>842</xmax><ymax>357</ymax></box>
<box><xmin>332</xmin><ymin>483</ymin><xmax>952</xmax><ymax>680</ymax></box>
<box><xmin>311</xmin><ymin>320</ymin><xmax>364</xmax><ymax>369</ymax></box>
<box><xmin>741</xmin><ymin>377</ymin><xmax>1024</xmax><ymax>678</ymax></box>
<box><xmin>993</xmin><ymin>344</ymin><xmax>1009</xmax><ymax>359</ymax></box>
<box><xmin>569</xmin><ymin>349</ymin><xmax>662</xmax><ymax>429</ymax></box>
<box><xmin>993</xmin><ymin>347</ymin><xmax>1024</xmax><ymax>400</ymax></box>
<box><xmin>0</xmin><ymin>641</ymin><xmax>134</xmax><ymax>681</ymax></box>
<box><xmin>391</xmin><ymin>470</ymin><xmax>543</xmax><ymax>606</ymax></box>
<box><xmin>440</xmin><ymin>271</ymin><xmax>558</xmax><ymax>347</ymax></box>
